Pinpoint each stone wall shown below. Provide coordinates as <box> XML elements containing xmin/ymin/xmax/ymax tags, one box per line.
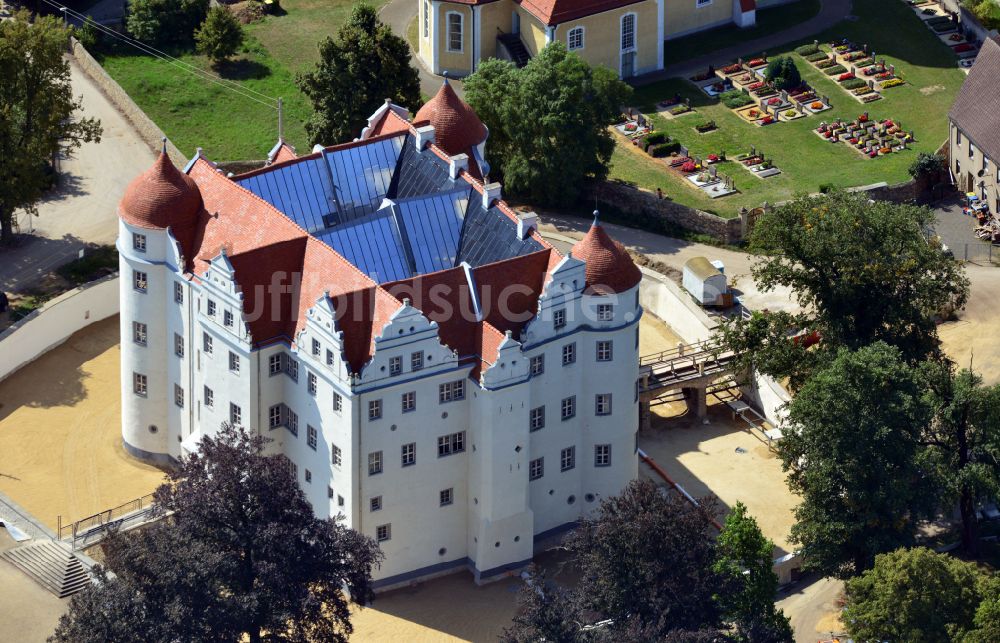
<box><xmin>588</xmin><ymin>181</ymin><xmax>744</xmax><ymax>244</ymax></box>
<box><xmin>68</xmin><ymin>38</ymin><xmax>188</xmax><ymax>167</ymax></box>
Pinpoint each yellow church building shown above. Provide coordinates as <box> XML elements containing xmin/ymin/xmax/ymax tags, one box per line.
<box><xmin>417</xmin><ymin>0</ymin><xmax>761</xmax><ymax>79</ymax></box>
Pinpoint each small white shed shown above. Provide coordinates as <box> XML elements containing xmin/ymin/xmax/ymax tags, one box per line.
<box><xmin>683</xmin><ymin>256</ymin><xmax>728</xmax><ymax>305</ymax></box>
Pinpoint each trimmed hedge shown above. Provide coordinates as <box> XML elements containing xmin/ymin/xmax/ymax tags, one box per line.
<box><xmin>806</xmin><ymin>52</ymin><xmax>830</xmax><ymax>62</ymax></box>
<box><xmin>650</xmin><ymin>141</ymin><xmax>682</xmax><ymax>157</ymax></box>
<box><xmin>795</xmin><ymin>43</ymin><xmax>820</xmax><ymax>56</ymax></box>
<box><xmin>841</xmin><ymin>78</ymin><xmax>867</xmax><ymax>90</ymax></box>
<box><xmin>645</xmin><ymin>131</ymin><xmax>669</xmax><ymax>146</ymax></box>
<box><xmin>720</xmin><ymin>89</ymin><xmax>754</xmax><ymax>108</ymax></box>
<box><xmin>824</xmin><ymin>64</ymin><xmax>848</xmax><ymax>75</ymax></box>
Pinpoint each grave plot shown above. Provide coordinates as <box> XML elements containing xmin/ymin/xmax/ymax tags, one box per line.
<box><xmin>614</xmin><ymin>110</ymin><xmax>652</xmax><ymax>140</ymax></box>
<box><xmin>734</xmin><ymin>147</ymin><xmax>782</xmax><ymax>179</ymax></box>
<box><xmin>815</xmin><ymin>115</ymin><xmax>915</xmax><ymax>159</ymax></box>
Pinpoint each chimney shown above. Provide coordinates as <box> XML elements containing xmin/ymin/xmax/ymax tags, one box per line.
<box><xmin>517</xmin><ymin>211</ymin><xmax>538</xmax><ymax>239</ymax></box>
<box><xmin>449</xmin><ymin>153</ymin><xmax>469</xmax><ymax>179</ymax></box>
<box><xmin>415</xmin><ymin>125</ymin><xmax>435</xmax><ymax>150</ymax></box>
<box><xmin>482</xmin><ymin>182</ymin><xmax>502</xmax><ymax>209</ymax></box>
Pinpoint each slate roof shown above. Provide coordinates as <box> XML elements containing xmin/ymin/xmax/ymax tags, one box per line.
<box><xmin>950</xmin><ymin>37</ymin><xmax>1000</xmax><ymax>163</ymax></box>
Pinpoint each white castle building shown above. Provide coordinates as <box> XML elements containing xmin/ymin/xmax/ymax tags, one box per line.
<box><xmin>117</xmin><ymin>80</ymin><xmax>643</xmax><ymax>589</ymax></box>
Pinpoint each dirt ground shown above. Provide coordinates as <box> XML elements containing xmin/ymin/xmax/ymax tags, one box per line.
<box><xmin>939</xmin><ymin>263</ymin><xmax>1000</xmax><ymax>385</ymax></box>
<box><xmin>0</xmin><ymin>316</ymin><xmax>165</xmax><ymax>530</ymax></box>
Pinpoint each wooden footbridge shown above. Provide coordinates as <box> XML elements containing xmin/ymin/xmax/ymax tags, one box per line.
<box><xmin>638</xmin><ymin>339</ymin><xmax>742</xmax><ymax>427</ymax></box>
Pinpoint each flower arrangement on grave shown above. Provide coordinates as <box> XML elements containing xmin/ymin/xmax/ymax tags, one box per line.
<box><xmin>698</xmin><ymin>171</ymin><xmax>711</xmax><ymax>182</ymax></box>
<box><xmin>862</xmin><ymin>65</ymin><xmax>883</xmax><ymax>76</ymax></box>
<box><xmin>784</xmin><ymin>109</ymin><xmax>798</xmax><ymax>117</ymax></box>
<box><xmin>881</xmin><ymin>78</ymin><xmax>905</xmax><ymax>89</ymax></box>
<box><xmin>862</xmin><ymin>93</ymin><xmax>882</xmax><ymax>103</ymax></box>
<box><xmin>748</xmin><ymin>57</ymin><xmax>767</xmax><ymax>67</ymax></box>
<box><xmin>811</xmin><ymin>101</ymin><xmax>825</xmax><ymax>110</ymax></box>
<box><xmin>738</xmin><ymin>73</ymin><xmax>754</xmax><ymax>83</ymax></box>
<box><xmin>843</xmin><ymin>51</ymin><xmax>867</xmax><ymax>61</ymax></box>
<box><xmin>875</xmin><ymin>71</ymin><xmax>893</xmax><ymax>80</ymax></box>
<box><xmin>881</xmin><ymin>147</ymin><xmax>892</xmax><ymax>154</ymax></box>
<box><xmin>624</xmin><ymin>122</ymin><xmax>638</xmax><ymax>132</ymax></box>
<box><xmin>748</xmin><ymin>108</ymin><xmax>761</xmax><ymax>118</ymax></box>
<box><xmin>748</xmin><ymin>81</ymin><xmax>765</xmax><ymax>91</ymax></box>
<box><xmin>954</xmin><ymin>43</ymin><xmax>975</xmax><ymax>53</ymax></box>
<box><xmin>834</xmin><ymin>45</ymin><xmax>850</xmax><ymax>53</ymax></box>
<box><xmin>681</xmin><ymin>161</ymin><xmax>697</xmax><ymax>173</ymax></box>
<box><xmin>824</xmin><ymin>130</ymin><xmax>834</xmax><ymax>138</ymax></box>
<box><xmin>722</xmin><ymin>63</ymin><xmax>742</xmax><ymax>74</ymax></box>
<box><xmin>670</xmin><ymin>105</ymin><xmax>690</xmax><ymax>116</ymax></box>
<box><xmin>761</xmin><ymin>115</ymin><xmax>775</xmax><ymax>125</ymax></box>
<box><xmin>858</xmin><ymin>113</ymin><xmax>869</xmax><ymax>122</ymax></box>
<box><xmin>767</xmin><ymin>97</ymin><xmax>782</xmax><ymax>106</ymax></box>
<box><xmin>869</xmin><ymin>150</ymin><xmax>878</xmax><ymax>158</ymax></box>
<box><xmin>838</xmin><ymin>72</ymin><xmax>855</xmax><ymax>81</ymax></box>
<box><xmin>816</xmin><ymin>59</ymin><xmax>836</xmax><ymax>68</ymax></box>
<box><xmin>949</xmin><ymin>33</ymin><xmax>964</xmax><ymax>42</ymax></box>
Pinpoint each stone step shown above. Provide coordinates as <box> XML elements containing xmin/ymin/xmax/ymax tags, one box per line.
<box><xmin>1</xmin><ymin>540</ymin><xmax>92</xmax><ymax>598</ymax></box>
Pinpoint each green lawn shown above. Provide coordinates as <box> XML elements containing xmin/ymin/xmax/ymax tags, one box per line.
<box><xmin>663</xmin><ymin>0</ymin><xmax>822</xmax><ymax>67</ymax></box>
<box><xmin>100</xmin><ymin>0</ymin><xmax>387</xmax><ymax>161</ymax></box>
<box><xmin>613</xmin><ymin>0</ymin><xmax>966</xmax><ymax>217</ymax></box>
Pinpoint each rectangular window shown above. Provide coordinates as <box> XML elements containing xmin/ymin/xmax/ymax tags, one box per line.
<box><xmin>269</xmin><ymin>354</ymin><xmax>282</xmax><ymax>376</ymax></box>
<box><xmin>402</xmin><ymin>391</ymin><xmax>416</xmax><ymax>412</ymax></box>
<box><xmin>529</xmin><ymin>406</ymin><xmax>545</xmax><ymax>431</ymax></box>
<box><xmin>133</xmin><ymin>233</ymin><xmax>146</xmax><ymax>252</ymax></box>
<box><xmin>368</xmin><ymin>451</ymin><xmax>383</xmax><ymax>475</ymax></box>
<box><xmin>561</xmin><ymin>446</ymin><xmax>576</xmax><ymax>471</ymax></box>
<box><xmin>596</xmin><ymin>393</ymin><xmax>612</xmax><ymax>416</ymax></box>
<box><xmin>568</xmin><ymin>27</ymin><xmax>583</xmax><ymax>51</ymax></box>
<box><xmin>326</xmin><ymin>349</ymin><xmax>334</xmax><ymax>366</ymax></box>
<box><xmin>562</xmin><ymin>342</ymin><xmax>576</xmax><ymax>366</ymax></box>
<box><xmin>174</xmin><ymin>282</ymin><xmax>183</xmax><ymax>304</ymax></box>
<box><xmin>401</xmin><ymin>442</ymin><xmax>416</xmax><ymax>467</ymax></box>
<box><xmin>696</xmin><ymin>0</ymin><xmax>712</xmax><ymax>6</ymax></box>
<box><xmin>553</xmin><ymin>308</ymin><xmax>566</xmax><ymax>330</ymax></box>
<box><xmin>440</xmin><ymin>488</ymin><xmax>453</xmax><ymax>506</ymax></box>
<box><xmin>529</xmin><ymin>457</ymin><xmax>544</xmax><ymax>480</ymax></box>
<box><xmin>286</xmin><ymin>408</ymin><xmax>298</xmax><ymax>436</ymax></box>
<box><xmin>304</xmin><ymin>469</ymin><xmax>312</xmax><ymax>483</ymax></box>
<box><xmin>596</xmin><ymin>340</ymin><xmax>613</xmax><ymax>362</ymax></box>
<box><xmin>269</xmin><ymin>404</ymin><xmax>282</xmax><ymax>429</ymax></box>
<box><xmin>595</xmin><ymin>444</ymin><xmax>611</xmax><ymax>467</ymax></box>
<box><xmin>332</xmin><ymin>444</ymin><xmax>342</xmax><ymax>467</ymax></box>
<box><xmin>370</xmin><ymin>496</ymin><xmax>382</xmax><ymax>512</ymax></box>
<box><xmin>368</xmin><ymin>399</ymin><xmax>382</xmax><ymax>421</ymax></box>
<box><xmin>338</xmin><ymin>495</ymin><xmax>345</xmax><ymax>507</ymax></box>
<box><xmin>174</xmin><ymin>333</ymin><xmax>184</xmax><ymax>357</ymax></box>
<box><xmin>207</xmin><ymin>299</ymin><xmax>216</xmax><ymax>316</ymax></box>
<box><xmin>223</xmin><ymin>310</ymin><xmax>234</xmax><ymax>328</ymax></box>
<box><xmin>203</xmin><ymin>332</ymin><xmax>213</xmax><ymax>354</ymax></box>
<box><xmin>133</xmin><ymin>270</ymin><xmax>147</xmax><ymax>292</ymax></box>
<box><xmin>287</xmin><ymin>360</ymin><xmax>298</xmax><ymax>382</ymax></box>
<box><xmin>204</xmin><ymin>386</ymin><xmax>214</xmax><ymax>408</ymax></box>
<box><xmin>229</xmin><ymin>351</ymin><xmax>240</xmax><ymax>374</ymax></box>
<box><xmin>132</xmin><ymin>321</ymin><xmax>147</xmax><ymax>346</ymax></box>
<box><xmin>133</xmin><ymin>372</ymin><xmax>147</xmax><ymax>396</ymax></box>
<box><xmin>328</xmin><ymin>486</ymin><xmax>334</xmax><ymax>499</ymax></box>
<box><xmin>312</xmin><ymin>338</ymin><xmax>321</xmax><ymax>357</ymax></box>
<box><xmin>621</xmin><ymin>13</ymin><xmax>636</xmax><ymax>50</ymax></box>
<box><xmin>308</xmin><ymin>372</ymin><xmax>317</xmax><ymax>396</ymax></box>
<box><xmin>333</xmin><ymin>392</ymin><xmax>343</xmax><ymax>413</ymax></box>
<box><xmin>437</xmin><ymin>431</ymin><xmax>466</xmax><ymax>457</ymax></box>
<box><xmin>956</xmin><ymin>128</ymin><xmax>962</xmax><ymax>145</ymax></box>
<box><xmin>439</xmin><ymin>380</ymin><xmax>465</xmax><ymax>403</ymax></box>
<box><xmin>376</xmin><ymin>524</ymin><xmax>391</xmax><ymax>542</ymax></box>
<box><xmin>447</xmin><ymin>12</ymin><xmax>462</xmax><ymax>52</ymax></box>
<box><xmin>230</xmin><ymin>403</ymin><xmax>242</xmax><ymax>425</ymax></box>
<box><xmin>174</xmin><ymin>384</ymin><xmax>184</xmax><ymax>408</ymax></box>
<box><xmin>389</xmin><ymin>356</ymin><xmax>402</xmax><ymax>376</ymax></box>
<box><xmin>561</xmin><ymin>396</ymin><xmax>576</xmax><ymax>420</ymax></box>
<box><xmin>970</xmin><ymin>143</ymin><xmax>976</xmax><ymax>159</ymax></box>
<box><xmin>530</xmin><ymin>355</ymin><xmax>544</xmax><ymax>375</ymax></box>
<box><xmin>597</xmin><ymin>304</ymin><xmax>613</xmax><ymax>321</ymax></box>
<box><xmin>411</xmin><ymin>350</ymin><xmax>424</xmax><ymax>371</ymax></box>
<box><xmin>307</xmin><ymin>425</ymin><xmax>317</xmax><ymax>450</ymax></box>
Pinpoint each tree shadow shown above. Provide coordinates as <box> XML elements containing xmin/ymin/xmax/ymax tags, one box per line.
<box><xmin>0</xmin><ymin>234</ymin><xmax>93</xmax><ymax>294</ymax></box>
<box><xmin>216</xmin><ymin>58</ymin><xmax>272</xmax><ymax>81</ymax></box>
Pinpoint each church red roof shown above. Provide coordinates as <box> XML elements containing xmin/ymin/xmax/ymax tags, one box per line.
<box><xmin>414</xmin><ymin>79</ymin><xmax>488</xmax><ymax>157</ymax></box>
<box><xmin>572</xmin><ymin>219</ymin><xmax>642</xmax><ymax>294</ymax></box>
<box><xmin>515</xmin><ymin>0</ymin><xmax>646</xmax><ymax>25</ymax></box>
<box><xmin>120</xmin><ymin>152</ymin><xmax>202</xmax><ymax>231</ymax></box>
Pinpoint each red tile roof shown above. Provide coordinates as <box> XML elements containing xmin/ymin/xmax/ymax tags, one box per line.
<box><xmin>472</xmin><ymin>250</ymin><xmax>553</xmax><ymax>338</ymax></box>
<box><xmin>739</xmin><ymin>0</ymin><xmax>756</xmax><ymax>12</ymax></box>
<box><xmin>515</xmin><ymin>0</ymin><xmax>646</xmax><ymax>26</ymax></box>
<box><xmin>370</xmin><ymin>109</ymin><xmax>413</xmax><ymax>137</ymax></box>
<box><xmin>414</xmin><ymin>79</ymin><xmax>488</xmax><ymax>157</ymax></box>
<box><xmin>572</xmin><ymin>220</ymin><xmax>641</xmax><ymax>294</ymax></box>
<box><xmin>120</xmin><ymin>152</ymin><xmax>202</xmax><ymax>231</ymax></box>
<box><xmin>271</xmin><ymin>143</ymin><xmax>298</xmax><ymax>164</ymax></box>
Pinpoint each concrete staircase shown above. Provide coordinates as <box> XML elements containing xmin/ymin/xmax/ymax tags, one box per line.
<box><xmin>1</xmin><ymin>540</ymin><xmax>92</xmax><ymax>597</ymax></box>
<box><xmin>497</xmin><ymin>33</ymin><xmax>530</xmax><ymax>68</ymax></box>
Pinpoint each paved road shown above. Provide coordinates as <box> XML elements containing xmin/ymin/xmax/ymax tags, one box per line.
<box><xmin>0</xmin><ymin>57</ymin><xmax>154</xmax><ymax>294</ymax></box>
<box><xmin>777</xmin><ymin>575</ymin><xmax>846</xmax><ymax>643</ymax></box>
<box><xmin>380</xmin><ymin>0</ymin><xmax>459</xmax><ymax>99</ymax></box>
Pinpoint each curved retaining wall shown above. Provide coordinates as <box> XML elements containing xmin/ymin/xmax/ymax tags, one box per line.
<box><xmin>0</xmin><ymin>275</ymin><xmax>120</xmax><ymax>383</ymax></box>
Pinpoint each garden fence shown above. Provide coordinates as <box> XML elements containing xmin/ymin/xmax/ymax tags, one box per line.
<box><xmin>955</xmin><ymin>242</ymin><xmax>998</xmax><ymax>266</ymax></box>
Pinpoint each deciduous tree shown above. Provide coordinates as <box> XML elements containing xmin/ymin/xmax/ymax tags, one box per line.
<box><xmin>764</xmin><ymin>56</ymin><xmax>801</xmax><ymax>91</ymax></box>
<box><xmin>195</xmin><ymin>6</ymin><xmax>244</xmax><ymax>66</ymax></box>
<box><xmin>0</xmin><ymin>11</ymin><xmax>102</xmax><ymax>245</ymax></box>
<box><xmin>125</xmin><ymin>0</ymin><xmax>209</xmax><ymax>46</ymax></box>
<box><xmin>298</xmin><ymin>3</ymin><xmax>421</xmax><ymax>144</ymax></box>
<box><xmin>464</xmin><ymin>42</ymin><xmax>632</xmax><ymax>206</ymax></box>
<box><xmin>51</xmin><ymin>425</ymin><xmax>382</xmax><ymax>643</ymax></box>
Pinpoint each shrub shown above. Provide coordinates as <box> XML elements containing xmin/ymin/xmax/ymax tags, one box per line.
<box><xmin>824</xmin><ymin>64</ymin><xmax>848</xmax><ymax>75</ymax></box>
<box><xmin>669</xmin><ymin>104</ymin><xmax>690</xmax><ymax>116</ymax></box>
<box><xmin>764</xmin><ymin>56</ymin><xmax>801</xmax><ymax>90</ymax></box>
<box><xmin>126</xmin><ymin>0</ymin><xmax>209</xmax><ymax>45</ymax></box>
<box><xmin>806</xmin><ymin>52</ymin><xmax>830</xmax><ymax>62</ymax></box>
<box><xmin>195</xmin><ymin>6</ymin><xmax>244</xmax><ymax>64</ymax></box>
<box><xmin>644</xmin><ymin>131</ymin><xmax>669</xmax><ymax>146</ymax></box>
<box><xmin>973</xmin><ymin>0</ymin><xmax>1000</xmax><ymax>30</ymax></box>
<box><xmin>819</xmin><ymin>182</ymin><xmax>836</xmax><ymax>193</ymax></box>
<box><xmin>795</xmin><ymin>43</ymin><xmax>820</xmax><ymax>56</ymax></box>
<box><xmin>73</xmin><ymin>15</ymin><xmax>102</xmax><ymax>51</ymax></box>
<box><xmin>908</xmin><ymin>152</ymin><xmax>945</xmax><ymax>181</ymax></box>
<box><xmin>842</xmin><ymin>78</ymin><xmax>867</xmax><ymax>90</ymax></box>
<box><xmin>650</xmin><ymin>141</ymin><xmax>681</xmax><ymax>157</ymax></box>
<box><xmin>695</xmin><ymin>120</ymin><xmax>716</xmax><ymax>133</ymax></box>
<box><xmin>720</xmin><ymin>89</ymin><xmax>753</xmax><ymax>108</ymax></box>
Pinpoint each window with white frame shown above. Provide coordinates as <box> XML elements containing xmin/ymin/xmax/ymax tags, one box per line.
<box><xmin>402</xmin><ymin>391</ymin><xmax>416</xmax><ymax>412</ymax></box>
<box><xmin>530</xmin><ymin>354</ymin><xmax>545</xmax><ymax>375</ymax></box>
<box><xmin>595</xmin><ymin>393</ymin><xmax>612</xmax><ymax>416</ymax></box>
<box><xmin>270</xmin><ymin>404</ymin><xmax>284</xmax><ymax>430</ymax></box>
<box><xmin>207</xmin><ymin>299</ymin><xmax>216</xmax><ymax>316</ymax></box>
<box><xmin>287</xmin><ymin>360</ymin><xmax>298</xmax><ymax>382</ymax></box>
<box><xmin>596</xmin><ymin>340</ymin><xmax>613</xmax><ymax>362</ymax></box>
<box><xmin>307</xmin><ymin>425</ymin><xmax>317</xmax><ymax>450</ymax></box>
<box><xmin>304</xmin><ymin>469</ymin><xmax>312</xmax><ymax>483</ymax></box>
<box><xmin>328</xmin><ymin>486</ymin><xmax>334</xmax><ymax>499</ymax></box>
<box><xmin>530</xmin><ymin>406</ymin><xmax>545</xmax><ymax>431</ymax></box>
<box><xmin>287</xmin><ymin>408</ymin><xmax>298</xmax><ymax>435</ymax></box>
<box><xmin>133</xmin><ymin>321</ymin><xmax>147</xmax><ymax>346</ymax></box>
<box><xmin>440</xmin><ymin>487</ymin><xmax>454</xmax><ymax>506</ymax></box>
<box><xmin>595</xmin><ymin>444</ymin><xmax>611</xmax><ymax>467</ymax></box>
<box><xmin>561</xmin><ymin>396</ymin><xmax>576</xmax><ymax>420</ymax></box>
<box><xmin>439</xmin><ymin>380</ymin><xmax>465</xmax><ymax>403</ymax></box>
<box><xmin>308</xmin><ymin>372</ymin><xmax>317</xmax><ymax>396</ymax></box>
<box><xmin>133</xmin><ymin>233</ymin><xmax>146</xmax><ymax>252</ymax></box>
<box><xmin>338</xmin><ymin>494</ymin><xmax>345</xmax><ymax>507</ymax></box>
<box><xmin>529</xmin><ymin>457</ymin><xmax>544</xmax><ymax>480</ymax></box>
<box><xmin>230</xmin><ymin>402</ymin><xmax>242</xmax><ymax>425</ymax></box>
<box><xmin>370</xmin><ymin>496</ymin><xmax>382</xmax><ymax>512</ymax></box>
<box><xmin>401</xmin><ymin>442</ymin><xmax>416</xmax><ymax>467</ymax></box>
<box><xmin>389</xmin><ymin>356</ymin><xmax>402</xmax><ymax>376</ymax></box>
<box><xmin>411</xmin><ymin>350</ymin><xmax>424</xmax><ymax>371</ymax></box>
<box><xmin>376</xmin><ymin>523</ymin><xmax>391</xmax><ymax>542</ymax></box>
<box><xmin>312</xmin><ymin>338</ymin><xmax>321</xmax><ymax>356</ymax></box>
<box><xmin>447</xmin><ymin>12</ymin><xmax>463</xmax><ymax>52</ymax></box>
<box><xmin>174</xmin><ymin>384</ymin><xmax>184</xmax><ymax>408</ymax></box>
<box><xmin>368</xmin><ymin>451</ymin><xmax>383</xmax><ymax>475</ymax></box>
<box><xmin>174</xmin><ymin>282</ymin><xmax>183</xmax><ymax>304</ymax></box>
<box><xmin>133</xmin><ymin>372</ymin><xmax>147</xmax><ymax>396</ymax></box>
<box><xmin>203</xmin><ymin>332</ymin><xmax>213</xmax><ymax>354</ymax></box>
<box><xmin>561</xmin><ymin>446</ymin><xmax>576</xmax><ymax>471</ymax></box>
<box><xmin>332</xmin><ymin>444</ymin><xmax>342</xmax><ymax>467</ymax></box>
<box><xmin>568</xmin><ymin>26</ymin><xmax>584</xmax><ymax>50</ymax></box>
<box><xmin>326</xmin><ymin>349</ymin><xmax>334</xmax><ymax>366</ymax></box>
<box><xmin>269</xmin><ymin>354</ymin><xmax>281</xmax><ymax>376</ymax></box>
<box><xmin>174</xmin><ymin>333</ymin><xmax>184</xmax><ymax>357</ymax></box>
<box><xmin>333</xmin><ymin>392</ymin><xmax>342</xmax><ymax>413</ymax></box>
<box><xmin>621</xmin><ymin>13</ymin><xmax>636</xmax><ymax>51</ymax></box>
<box><xmin>437</xmin><ymin>431</ymin><xmax>465</xmax><ymax>457</ymax></box>
<box><xmin>597</xmin><ymin>303</ymin><xmax>613</xmax><ymax>321</ymax></box>
<box><xmin>562</xmin><ymin>342</ymin><xmax>576</xmax><ymax>366</ymax></box>
<box><xmin>204</xmin><ymin>386</ymin><xmax>214</xmax><ymax>408</ymax></box>
<box><xmin>133</xmin><ymin>270</ymin><xmax>147</xmax><ymax>292</ymax></box>
<box><xmin>223</xmin><ymin>310</ymin><xmax>234</xmax><ymax>328</ymax></box>
<box><xmin>553</xmin><ymin>308</ymin><xmax>566</xmax><ymax>329</ymax></box>
<box><xmin>229</xmin><ymin>351</ymin><xmax>240</xmax><ymax>374</ymax></box>
<box><xmin>368</xmin><ymin>399</ymin><xmax>382</xmax><ymax>420</ymax></box>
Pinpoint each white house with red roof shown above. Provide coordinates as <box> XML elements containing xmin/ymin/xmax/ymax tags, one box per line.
<box><xmin>117</xmin><ymin>81</ymin><xmax>644</xmax><ymax>589</ymax></box>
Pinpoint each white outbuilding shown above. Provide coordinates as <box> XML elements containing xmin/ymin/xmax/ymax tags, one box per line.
<box><xmin>682</xmin><ymin>256</ymin><xmax>728</xmax><ymax>306</ymax></box>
